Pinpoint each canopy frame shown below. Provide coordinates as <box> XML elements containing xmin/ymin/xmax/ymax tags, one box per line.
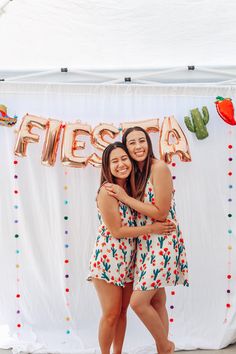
<box><xmin>2</xmin><ymin>66</ymin><xmax>236</xmax><ymax>85</ymax></box>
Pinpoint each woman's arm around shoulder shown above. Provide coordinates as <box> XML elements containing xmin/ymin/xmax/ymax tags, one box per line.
<box><xmin>104</xmin><ymin>160</ymin><xmax>173</xmax><ymax>221</ymax></box>
<box><xmin>97</xmin><ymin>186</ymin><xmax>158</xmax><ymax>238</ymax></box>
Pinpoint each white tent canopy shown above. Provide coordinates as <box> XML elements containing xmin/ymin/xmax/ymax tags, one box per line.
<box><xmin>1</xmin><ymin>0</ymin><xmax>236</xmax><ymax>84</ymax></box>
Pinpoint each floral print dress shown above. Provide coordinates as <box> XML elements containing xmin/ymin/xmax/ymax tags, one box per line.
<box><xmin>133</xmin><ymin>178</ymin><xmax>189</xmax><ymax>291</ymax></box>
<box><xmin>88</xmin><ymin>202</ymin><xmax>137</xmax><ymax>287</ymax></box>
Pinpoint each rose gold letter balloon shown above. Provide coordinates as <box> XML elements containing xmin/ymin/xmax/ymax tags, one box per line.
<box><xmin>121</xmin><ymin>119</ymin><xmax>159</xmax><ymax>133</ymax></box>
<box><xmin>14</xmin><ymin>114</ymin><xmax>48</xmax><ymax>157</ymax></box>
<box><xmin>61</xmin><ymin>123</ymin><xmax>92</xmax><ymax>168</ymax></box>
<box><xmin>41</xmin><ymin>119</ymin><xmax>63</xmax><ymax>167</ymax></box>
<box><xmin>159</xmin><ymin>116</ymin><xmax>191</xmax><ymax>164</ymax></box>
<box><xmin>89</xmin><ymin>123</ymin><xmax>120</xmax><ymax>167</ymax></box>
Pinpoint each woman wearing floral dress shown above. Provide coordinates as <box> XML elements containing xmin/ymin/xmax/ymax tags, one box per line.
<box><xmin>105</xmin><ymin>127</ymin><xmax>189</xmax><ymax>354</ymax></box>
<box><xmin>88</xmin><ymin>141</ymin><xmax>176</xmax><ymax>354</ymax></box>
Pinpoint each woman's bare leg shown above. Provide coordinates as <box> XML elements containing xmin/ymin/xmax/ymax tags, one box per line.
<box><xmin>113</xmin><ymin>282</ymin><xmax>133</xmax><ymax>354</ymax></box>
<box><xmin>130</xmin><ymin>290</ymin><xmax>174</xmax><ymax>354</ymax></box>
<box><xmin>93</xmin><ymin>279</ymin><xmax>122</xmax><ymax>354</ymax></box>
<box><xmin>151</xmin><ymin>288</ymin><xmax>169</xmax><ymax>336</ymax></box>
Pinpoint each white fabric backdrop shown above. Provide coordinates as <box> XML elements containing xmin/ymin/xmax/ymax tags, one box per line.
<box><xmin>0</xmin><ymin>83</ymin><xmax>236</xmax><ymax>353</ymax></box>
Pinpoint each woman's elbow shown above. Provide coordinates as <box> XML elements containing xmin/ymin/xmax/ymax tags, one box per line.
<box><xmin>154</xmin><ymin>215</ymin><xmax>166</xmax><ymax>222</ymax></box>
<box><xmin>109</xmin><ymin>229</ymin><xmax>122</xmax><ymax>239</ymax></box>
<box><xmin>153</xmin><ymin>209</ymin><xmax>169</xmax><ymax>221</ymax></box>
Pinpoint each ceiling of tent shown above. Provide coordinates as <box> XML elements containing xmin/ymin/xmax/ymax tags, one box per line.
<box><xmin>0</xmin><ymin>0</ymin><xmax>236</xmax><ymax>84</ymax></box>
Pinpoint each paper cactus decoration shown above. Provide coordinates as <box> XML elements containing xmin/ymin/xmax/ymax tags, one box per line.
<box><xmin>184</xmin><ymin>107</ymin><xmax>209</xmax><ymax>140</ymax></box>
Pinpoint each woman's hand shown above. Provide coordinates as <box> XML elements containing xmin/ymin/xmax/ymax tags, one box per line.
<box><xmin>104</xmin><ymin>183</ymin><xmax>129</xmax><ymax>203</ymax></box>
<box><xmin>150</xmin><ymin>219</ymin><xmax>176</xmax><ymax>235</ymax></box>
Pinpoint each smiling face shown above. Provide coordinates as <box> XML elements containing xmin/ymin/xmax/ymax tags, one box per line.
<box><xmin>125</xmin><ymin>130</ymin><xmax>149</xmax><ymax>162</ymax></box>
<box><xmin>109</xmin><ymin>147</ymin><xmax>132</xmax><ymax>180</ymax></box>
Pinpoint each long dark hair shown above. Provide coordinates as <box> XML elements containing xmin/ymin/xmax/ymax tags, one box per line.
<box><xmin>99</xmin><ymin>141</ymin><xmax>136</xmax><ymax>198</ymax></box>
<box><xmin>122</xmin><ymin>126</ymin><xmax>155</xmax><ymax>201</ymax></box>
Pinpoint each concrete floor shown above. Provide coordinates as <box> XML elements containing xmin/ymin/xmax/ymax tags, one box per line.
<box><xmin>0</xmin><ymin>343</ymin><xmax>235</xmax><ymax>354</ymax></box>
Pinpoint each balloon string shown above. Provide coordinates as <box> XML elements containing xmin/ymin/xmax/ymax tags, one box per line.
<box><xmin>63</xmin><ymin>167</ymin><xmax>72</xmax><ymax>335</ymax></box>
<box><xmin>13</xmin><ymin>158</ymin><xmax>22</xmax><ymax>334</ymax></box>
<box><xmin>224</xmin><ymin>128</ymin><xmax>233</xmax><ymax>323</ymax></box>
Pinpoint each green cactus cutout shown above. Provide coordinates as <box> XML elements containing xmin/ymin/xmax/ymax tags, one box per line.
<box><xmin>184</xmin><ymin>106</ymin><xmax>209</xmax><ymax>140</ymax></box>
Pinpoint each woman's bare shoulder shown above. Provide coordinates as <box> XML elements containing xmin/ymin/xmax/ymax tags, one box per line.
<box><xmin>151</xmin><ymin>159</ymin><xmax>170</xmax><ymax>174</ymax></box>
<box><xmin>97</xmin><ymin>185</ymin><xmax>118</xmax><ymax>207</ymax></box>
<box><xmin>97</xmin><ymin>185</ymin><xmax>109</xmax><ymax>201</ymax></box>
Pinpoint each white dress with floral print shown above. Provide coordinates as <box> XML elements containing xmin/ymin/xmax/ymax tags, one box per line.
<box><xmin>133</xmin><ymin>178</ymin><xmax>189</xmax><ymax>291</ymax></box>
<box><xmin>88</xmin><ymin>202</ymin><xmax>137</xmax><ymax>287</ymax></box>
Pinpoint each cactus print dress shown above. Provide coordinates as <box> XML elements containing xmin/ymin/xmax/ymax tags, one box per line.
<box><xmin>88</xmin><ymin>201</ymin><xmax>137</xmax><ymax>287</ymax></box>
<box><xmin>134</xmin><ymin>177</ymin><xmax>189</xmax><ymax>291</ymax></box>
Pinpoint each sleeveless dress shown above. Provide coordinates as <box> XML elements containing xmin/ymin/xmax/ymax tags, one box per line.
<box><xmin>88</xmin><ymin>201</ymin><xmax>137</xmax><ymax>287</ymax></box>
<box><xmin>134</xmin><ymin>177</ymin><xmax>189</xmax><ymax>291</ymax></box>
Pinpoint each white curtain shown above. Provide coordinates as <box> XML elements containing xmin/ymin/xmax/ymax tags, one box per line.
<box><xmin>0</xmin><ymin>83</ymin><xmax>235</xmax><ymax>353</ymax></box>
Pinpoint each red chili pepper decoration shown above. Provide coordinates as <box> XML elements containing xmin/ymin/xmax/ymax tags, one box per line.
<box><xmin>0</xmin><ymin>109</ymin><xmax>6</xmax><ymax>117</ymax></box>
<box><xmin>0</xmin><ymin>104</ymin><xmax>17</xmax><ymax>127</ymax></box>
<box><xmin>215</xmin><ymin>96</ymin><xmax>236</xmax><ymax>126</ymax></box>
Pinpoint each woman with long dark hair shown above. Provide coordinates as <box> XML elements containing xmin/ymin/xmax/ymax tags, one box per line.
<box><xmin>88</xmin><ymin>141</ymin><xmax>176</xmax><ymax>354</ymax></box>
<box><xmin>105</xmin><ymin>128</ymin><xmax>189</xmax><ymax>354</ymax></box>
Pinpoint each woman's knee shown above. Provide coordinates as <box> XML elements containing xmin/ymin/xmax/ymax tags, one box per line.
<box><xmin>103</xmin><ymin>308</ymin><xmax>121</xmax><ymax>326</ymax></box>
<box><xmin>130</xmin><ymin>295</ymin><xmax>145</xmax><ymax>314</ymax></box>
<box><xmin>151</xmin><ymin>289</ymin><xmax>166</xmax><ymax>308</ymax></box>
<box><xmin>119</xmin><ymin>305</ymin><xmax>128</xmax><ymax>319</ymax></box>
